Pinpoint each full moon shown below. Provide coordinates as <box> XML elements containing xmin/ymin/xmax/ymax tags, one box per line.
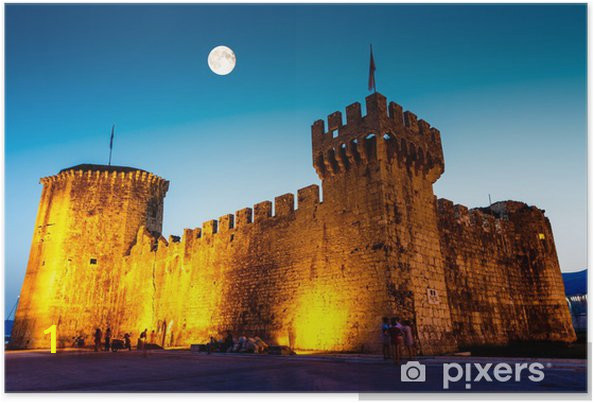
<box><xmin>208</xmin><ymin>46</ymin><xmax>236</xmax><ymax>75</ymax></box>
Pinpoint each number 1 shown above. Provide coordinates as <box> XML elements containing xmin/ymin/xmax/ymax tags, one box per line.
<box><xmin>43</xmin><ymin>325</ymin><xmax>56</xmax><ymax>353</ymax></box>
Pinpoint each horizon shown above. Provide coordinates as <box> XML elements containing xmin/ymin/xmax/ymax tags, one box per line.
<box><xmin>5</xmin><ymin>4</ymin><xmax>587</xmax><ymax>317</ymax></box>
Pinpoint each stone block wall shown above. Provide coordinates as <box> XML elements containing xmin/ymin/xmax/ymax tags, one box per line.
<box><xmin>437</xmin><ymin>199</ymin><xmax>576</xmax><ymax>347</ymax></box>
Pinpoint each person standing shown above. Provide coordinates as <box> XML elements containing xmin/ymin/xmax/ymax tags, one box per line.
<box><xmin>93</xmin><ymin>328</ymin><xmax>102</xmax><ymax>352</ymax></box>
<box><xmin>389</xmin><ymin>317</ymin><xmax>404</xmax><ymax>365</ymax></box>
<box><xmin>123</xmin><ymin>333</ymin><xmax>131</xmax><ymax>351</ymax></box>
<box><xmin>139</xmin><ymin>328</ymin><xmax>147</xmax><ymax>350</ymax></box>
<box><xmin>402</xmin><ymin>320</ymin><xmax>415</xmax><ymax>360</ymax></box>
<box><xmin>224</xmin><ymin>331</ymin><xmax>234</xmax><ymax>353</ymax></box>
<box><xmin>104</xmin><ymin>327</ymin><xmax>112</xmax><ymax>351</ymax></box>
<box><xmin>381</xmin><ymin>317</ymin><xmax>390</xmax><ymax>360</ymax></box>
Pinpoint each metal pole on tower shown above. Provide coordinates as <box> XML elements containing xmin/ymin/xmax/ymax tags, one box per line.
<box><xmin>368</xmin><ymin>44</ymin><xmax>377</xmax><ymax>93</ymax></box>
<box><xmin>108</xmin><ymin>124</ymin><xmax>115</xmax><ymax>166</ymax></box>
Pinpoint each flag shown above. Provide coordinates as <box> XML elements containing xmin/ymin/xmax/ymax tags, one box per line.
<box><xmin>368</xmin><ymin>44</ymin><xmax>376</xmax><ymax>92</ymax></box>
<box><xmin>109</xmin><ymin>124</ymin><xmax>115</xmax><ymax>151</ymax></box>
<box><xmin>108</xmin><ymin>124</ymin><xmax>115</xmax><ymax>166</ymax></box>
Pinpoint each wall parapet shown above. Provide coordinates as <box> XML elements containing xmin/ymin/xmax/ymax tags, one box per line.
<box><xmin>40</xmin><ymin>164</ymin><xmax>170</xmax><ymax>193</ymax></box>
<box><xmin>437</xmin><ymin>198</ymin><xmax>547</xmax><ymax>237</ymax></box>
<box><xmin>312</xmin><ymin>92</ymin><xmax>444</xmax><ymax>181</ymax></box>
<box><xmin>149</xmin><ymin>184</ymin><xmax>322</xmax><ymax>250</ymax></box>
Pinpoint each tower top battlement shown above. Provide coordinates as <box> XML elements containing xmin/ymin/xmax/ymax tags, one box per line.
<box><xmin>41</xmin><ymin>163</ymin><xmax>169</xmax><ymax>191</ymax></box>
<box><xmin>59</xmin><ymin>164</ymin><xmax>148</xmax><ymax>175</ymax></box>
<box><xmin>311</xmin><ymin>92</ymin><xmax>444</xmax><ymax>181</ymax></box>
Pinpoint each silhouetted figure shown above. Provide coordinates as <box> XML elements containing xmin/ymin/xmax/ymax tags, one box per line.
<box><xmin>73</xmin><ymin>335</ymin><xmax>85</xmax><ymax>348</ymax></box>
<box><xmin>104</xmin><ymin>327</ymin><xmax>112</xmax><ymax>352</ymax></box>
<box><xmin>389</xmin><ymin>317</ymin><xmax>404</xmax><ymax>365</ymax></box>
<box><xmin>402</xmin><ymin>320</ymin><xmax>415</xmax><ymax>360</ymax></box>
<box><xmin>207</xmin><ymin>336</ymin><xmax>216</xmax><ymax>354</ymax></box>
<box><xmin>138</xmin><ymin>328</ymin><xmax>147</xmax><ymax>350</ymax></box>
<box><xmin>124</xmin><ymin>333</ymin><xmax>131</xmax><ymax>351</ymax></box>
<box><xmin>381</xmin><ymin>317</ymin><xmax>390</xmax><ymax>360</ymax></box>
<box><xmin>224</xmin><ymin>331</ymin><xmax>234</xmax><ymax>352</ymax></box>
<box><xmin>93</xmin><ymin>328</ymin><xmax>102</xmax><ymax>352</ymax></box>
<box><xmin>238</xmin><ymin>336</ymin><xmax>249</xmax><ymax>352</ymax></box>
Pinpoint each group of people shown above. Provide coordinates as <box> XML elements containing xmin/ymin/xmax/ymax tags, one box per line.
<box><xmin>207</xmin><ymin>332</ymin><xmax>269</xmax><ymax>354</ymax></box>
<box><xmin>88</xmin><ymin>321</ymin><xmax>413</xmax><ymax>359</ymax></box>
<box><xmin>93</xmin><ymin>327</ymin><xmax>132</xmax><ymax>352</ymax></box>
<box><xmin>381</xmin><ymin>317</ymin><xmax>415</xmax><ymax>364</ymax></box>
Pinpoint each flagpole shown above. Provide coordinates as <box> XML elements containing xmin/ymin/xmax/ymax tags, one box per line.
<box><xmin>369</xmin><ymin>44</ymin><xmax>377</xmax><ymax>94</ymax></box>
<box><xmin>371</xmin><ymin>44</ymin><xmax>376</xmax><ymax>93</ymax></box>
<box><xmin>108</xmin><ymin>124</ymin><xmax>115</xmax><ymax>166</ymax></box>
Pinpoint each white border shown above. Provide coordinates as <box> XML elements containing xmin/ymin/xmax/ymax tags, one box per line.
<box><xmin>0</xmin><ymin>1</ymin><xmax>590</xmax><ymax>403</ymax></box>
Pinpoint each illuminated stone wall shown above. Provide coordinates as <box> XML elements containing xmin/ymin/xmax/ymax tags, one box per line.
<box><xmin>10</xmin><ymin>167</ymin><xmax>169</xmax><ymax>349</ymax></box>
<box><xmin>10</xmin><ymin>93</ymin><xmax>576</xmax><ymax>353</ymax></box>
<box><xmin>115</xmin><ymin>181</ymin><xmax>399</xmax><ymax>352</ymax></box>
<box><xmin>437</xmin><ymin>200</ymin><xmax>576</xmax><ymax>347</ymax></box>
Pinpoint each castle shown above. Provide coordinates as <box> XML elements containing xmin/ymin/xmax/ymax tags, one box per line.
<box><xmin>10</xmin><ymin>92</ymin><xmax>576</xmax><ymax>354</ymax></box>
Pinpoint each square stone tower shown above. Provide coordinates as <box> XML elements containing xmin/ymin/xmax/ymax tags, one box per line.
<box><xmin>312</xmin><ymin>92</ymin><xmax>457</xmax><ymax>354</ymax></box>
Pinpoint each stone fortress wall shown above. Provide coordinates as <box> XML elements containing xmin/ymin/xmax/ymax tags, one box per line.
<box><xmin>10</xmin><ymin>93</ymin><xmax>575</xmax><ymax>353</ymax></box>
<box><xmin>437</xmin><ymin>200</ymin><xmax>575</xmax><ymax>347</ymax></box>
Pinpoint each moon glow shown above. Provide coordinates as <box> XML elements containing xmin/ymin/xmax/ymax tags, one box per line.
<box><xmin>208</xmin><ymin>46</ymin><xmax>236</xmax><ymax>75</ymax></box>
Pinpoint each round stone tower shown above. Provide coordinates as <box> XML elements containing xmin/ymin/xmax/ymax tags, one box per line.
<box><xmin>10</xmin><ymin>164</ymin><xmax>169</xmax><ymax>349</ymax></box>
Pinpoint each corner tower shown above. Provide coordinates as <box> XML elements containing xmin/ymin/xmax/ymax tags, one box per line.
<box><xmin>10</xmin><ymin>164</ymin><xmax>169</xmax><ymax>349</ymax></box>
<box><xmin>312</xmin><ymin>93</ymin><xmax>457</xmax><ymax>354</ymax></box>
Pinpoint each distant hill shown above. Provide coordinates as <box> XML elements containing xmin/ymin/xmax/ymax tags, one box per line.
<box><xmin>562</xmin><ymin>269</ymin><xmax>587</xmax><ymax>296</ymax></box>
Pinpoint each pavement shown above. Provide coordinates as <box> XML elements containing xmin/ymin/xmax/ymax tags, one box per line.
<box><xmin>4</xmin><ymin>349</ymin><xmax>588</xmax><ymax>393</ymax></box>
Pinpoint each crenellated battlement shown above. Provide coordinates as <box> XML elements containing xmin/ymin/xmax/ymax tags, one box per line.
<box><xmin>437</xmin><ymin>198</ymin><xmax>548</xmax><ymax>238</ymax></box>
<box><xmin>437</xmin><ymin>198</ymin><xmax>504</xmax><ymax>234</ymax></box>
<box><xmin>312</xmin><ymin>92</ymin><xmax>444</xmax><ymax>181</ymax></box>
<box><xmin>155</xmin><ymin>185</ymin><xmax>322</xmax><ymax>247</ymax></box>
<box><xmin>40</xmin><ymin>164</ymin><xmax>170</xmax><ymax>193</ymax></box>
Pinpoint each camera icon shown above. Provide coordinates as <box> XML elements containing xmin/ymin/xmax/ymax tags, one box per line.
<box><xmin>401</xmin><ymin>361</ymin><xmax>426</xmax><ymax>382</ymax></box>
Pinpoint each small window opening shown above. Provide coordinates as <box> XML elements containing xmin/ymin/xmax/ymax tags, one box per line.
<box><xmin>427</xmin><ymin>288</ymin><xmax>439</xmax><ymax>304</ymax></box>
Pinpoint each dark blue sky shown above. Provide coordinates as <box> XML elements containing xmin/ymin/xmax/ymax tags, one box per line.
<box><xmin>5</xmin><ymin>4</ymin><xmax>586</xmax><ymax>316</ymax></box>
